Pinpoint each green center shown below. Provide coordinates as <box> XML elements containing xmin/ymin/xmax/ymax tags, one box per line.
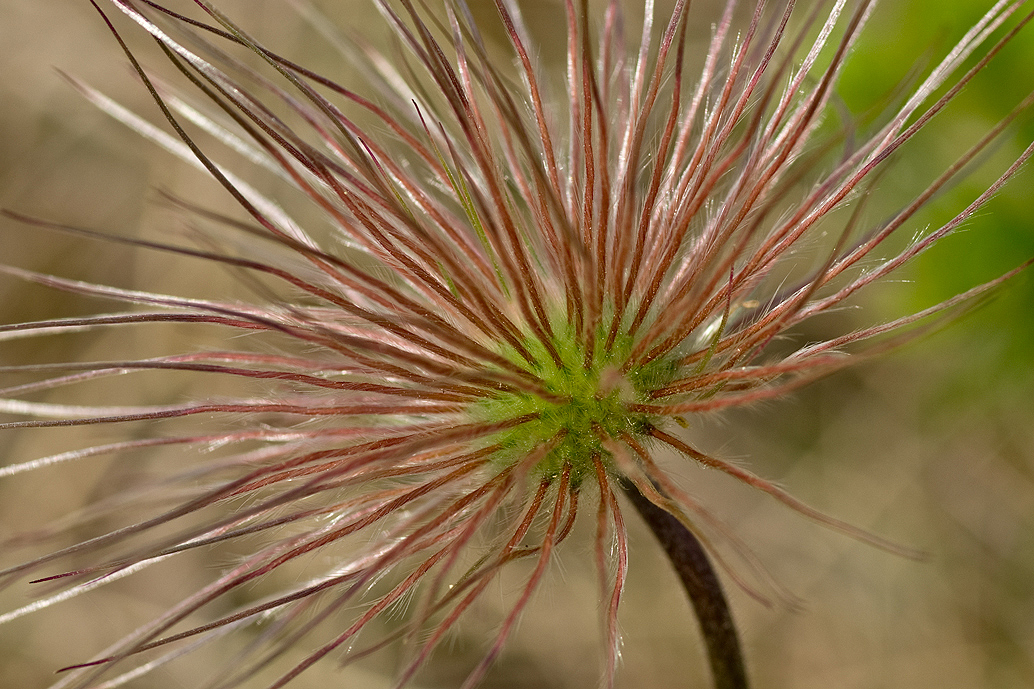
<box><xmin>477</xmin><ymin>324</ymin><xmax>677</xmax><ymax>483</ymax></box>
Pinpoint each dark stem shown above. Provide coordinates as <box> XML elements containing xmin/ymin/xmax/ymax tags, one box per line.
<box><xmin>622</xmin><ymin>482</ymin><xmax>748</xmax><ymax>689</ymax></box>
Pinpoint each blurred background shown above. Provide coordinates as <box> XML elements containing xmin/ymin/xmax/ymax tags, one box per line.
<box><xmin>1</xmin><ymin>0</ymin><xmax>1032</xmax><ymax>687</ymax></box>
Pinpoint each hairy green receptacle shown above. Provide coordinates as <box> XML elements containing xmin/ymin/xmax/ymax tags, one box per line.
<box><xmin>475</xmin><ymin>322</ymin><xmax>678</xmax><ymax>483</ymax></box>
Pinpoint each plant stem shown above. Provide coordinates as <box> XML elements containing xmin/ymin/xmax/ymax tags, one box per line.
<box><xmin>623</xmin><ymin>482</ymin><xmax>748</xmax><ymax>689</ymax></box>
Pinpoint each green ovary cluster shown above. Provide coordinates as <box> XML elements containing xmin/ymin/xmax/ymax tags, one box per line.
<box><xmin>477</xmin><ymin>326</ymin><xmax>676</xmax><ymax>484</ymax></box>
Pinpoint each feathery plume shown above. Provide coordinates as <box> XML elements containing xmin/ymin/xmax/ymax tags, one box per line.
<box><xmin>2</xmin><ymin>1</ymin><xmax>1032</xmax><ymax>687</ymax></box>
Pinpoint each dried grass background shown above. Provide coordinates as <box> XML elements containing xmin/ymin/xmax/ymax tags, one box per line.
<box><xmin>1</xmin><ymin>0</ymin><xmax>1033</xmax><ymax>687</ymax></box>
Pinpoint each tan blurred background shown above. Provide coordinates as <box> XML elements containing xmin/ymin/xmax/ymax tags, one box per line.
<box><xmin>2</xmin><ymin>1</ymin><xmax>1033</xmax><ymax>687</ymax></box>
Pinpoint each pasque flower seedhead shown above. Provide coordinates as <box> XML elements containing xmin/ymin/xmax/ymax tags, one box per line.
<box><xmin>1</xmin><ymin>0</ymin><xmax>1032</xmax><ymax>687</ymax></box>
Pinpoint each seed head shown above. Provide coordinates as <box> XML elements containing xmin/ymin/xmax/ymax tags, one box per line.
<box><xmin>1</xmin><ymin>1</ymin><xmax>1032</xmax><ymax>688</ymax></box>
